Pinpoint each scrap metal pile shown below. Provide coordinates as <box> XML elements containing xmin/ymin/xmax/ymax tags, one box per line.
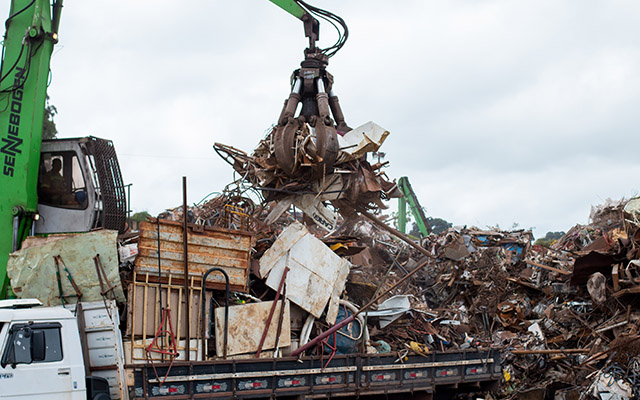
<box><xmin>213</xmin><ymin>120</ymin><xmax>398</xmax><ymax>233</ymax></box>
<box><xmin>159</xmin><ymin>194</ymin><xmax>640</xmax><ymax>399</ymax></box>
<box><xmin>202</xmin><ymin>71</ymin><xmax>640</xmax><ymax>396</ymax></box>
<box><xmin>341</xmin><ymin>198</ymin><xmax>640</xmax><ymax>399</ymax></box>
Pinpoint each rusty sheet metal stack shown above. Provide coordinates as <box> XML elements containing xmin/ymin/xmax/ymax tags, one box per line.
<box><xmin>135</xmin><ymin>219</ymin><xmax>251</xmax><ymax>292</ymax></box>
<box><xmin>7</xmin><ymin>230</ymin><xmax>125</xmax><ymax>306</ymax></box>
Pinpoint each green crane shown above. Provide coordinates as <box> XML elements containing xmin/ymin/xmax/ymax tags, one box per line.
<box><xmin>397</xmin><ymin>176</ymin><xmax>431</xmax><ymax>238</ymax></box>
<box><xmin>0</xmin><ymin>0</ymin><xmax>63</xmax><ymax>299</ymax></box>
<box><xmin>0</xmin><ymin>1</ymin><xmax>127</xmax><ymax>300</ymax></box>
<box><xmin>269</xmin><ymin>0</ymin><xmax>320</xmax><ymax>51</ymax></box>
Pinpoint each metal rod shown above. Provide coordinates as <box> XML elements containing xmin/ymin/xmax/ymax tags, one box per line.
<box><xmin>12</xmin><ymin>213</ymin><xmax>19</xmax><ymax>252</ymax></box>
<box><xmin>273</xmin><ymin>284</ymin><xmax>287</xmax><ymax>358</ymax></box>
<box><xmin>256</xmin><ymin>267</ymin><xmax>289</xmax><ymax>358</ymax></box>
<box><xmin>354</xmin><ymin>204</ymin><xmax>435</xmax><ymax>259</ymax></box>
<box><xmin>125</xmin><ymin>183</ymin><xmax>133</xmax><ymax>223</ymax></box>
<box><xmin>182</xmin><ymin>177</ymin><xmax>190</xmax><ymax>361</ymax></box>
<box><xmin>200</xmin><ymin>268</ymin><xmax>230</xmax><ymax>359</ymax></box>
<box><xmin>292</xmin><ymin>257</ymin><xmax>431</xmax><ymax>357</ymax></box>
<box><xmin>510</xmin><ymin>349</ymin><xmax>589</xmax><ymax>355</ymax></box>
<box><xmin>292</xmin><ymin>77</ymin><xmax>302</xmax><ymax>94</ymax></box>
<box><xmin>156</xmin><ymin>216</ymin><xmax>163</xmax><ymax>350</ymax></box>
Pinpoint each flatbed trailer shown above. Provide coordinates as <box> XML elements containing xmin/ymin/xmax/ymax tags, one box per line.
<box><xmin>128</xmin><ymin>349</ymin><xmax>501</xmax><ymax>399</ymax></box>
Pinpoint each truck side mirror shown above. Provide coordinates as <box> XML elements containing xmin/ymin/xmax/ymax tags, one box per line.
<box><xmin>31</xmin><ymin>330</ymin><xmax>46</xmax><ymax>362</ymax></box>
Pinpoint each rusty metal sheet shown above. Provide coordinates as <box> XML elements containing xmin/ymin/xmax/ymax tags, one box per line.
<box><xmin>261</xmin><ymin>222</ymin><xmax>351</xmax><ymax>324</ymax></box>
<box><xmin>7</xmin><ymin>230</ymin><xmax>125</xmax><ymax>306</ymax></box>
<box><xmin>135</xmin><ymin>219</ymin><xmax>252</xmax><ymax>292</ymax></box>
<box><xmin>336</xmin><ymin>121</ymin><xmax>390</xmax><ymax>161</ymax></box>
<box><xmin>215</xmin><ymin>300</ymin><xmax>290</xmax><ymax>357</ymax></box>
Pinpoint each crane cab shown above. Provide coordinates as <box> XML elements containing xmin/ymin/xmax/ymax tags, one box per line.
<box><xmin>35</xmin><ymin>137</ymin><xmax>127</xmax><ymax>234</ymax></box>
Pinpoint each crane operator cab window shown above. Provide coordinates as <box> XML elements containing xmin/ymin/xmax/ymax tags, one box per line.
<box><xmin>38</xmin><ymin>152</ymin><xmax>88</xmax><ymax>209</ymax></box>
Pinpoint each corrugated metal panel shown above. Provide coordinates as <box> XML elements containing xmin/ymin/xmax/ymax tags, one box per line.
<box><xmin>135</xmin><ymin>219</ymin><xmax>252</xmax><ymax>292</ymax></box>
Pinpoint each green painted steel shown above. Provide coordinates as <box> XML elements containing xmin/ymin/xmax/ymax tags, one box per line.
<box><xmin>398</xmin><ymin>176</ymin><xmax>430</xmax><ymax>238</ymax></box>
<box><xmin>269</xmin><ymin>0</ymin><xmax>306</xmax><ymax>20</ymax></box>
<box><xmin>398</xmin><ymin>190</ymin><xmax>407</xmax><ymax>233</ymax></box>
<box><xmin>0</xmin><ymin>0</ymin><xmax>62</xmax><ymax>299</ymax></box>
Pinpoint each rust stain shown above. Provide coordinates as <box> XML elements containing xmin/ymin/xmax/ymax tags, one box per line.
<box><xmin>135</xmin><ymin>220</ymin><xmax>252</xmax><ymax>292</ymax></box>
<box><xmin>215</xmin><ymin>300</ymin><xmax>291</xmax><ymax>357</ymax></box>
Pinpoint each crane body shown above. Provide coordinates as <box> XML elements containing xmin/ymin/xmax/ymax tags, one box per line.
<box><xmin>0</xmin><ymin>0</ymin><xmax>126</xmax><ymax>299</ymax></box>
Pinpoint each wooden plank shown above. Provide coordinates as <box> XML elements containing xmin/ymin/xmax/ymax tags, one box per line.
<box><xmin>612</xmin><ymin>264</ymin><xmax>620</xmax><ymax>292</ymax></box>
<box><xmin>127</xmin><ymin>275</ymin><xmax>211</xmax><ymax>342</ymax></box>
<box><xmin>525</xmin><ymin>260</ymin><xmax>572</xmax><ymax>275</ymax></box>
<box><xmin>613</xmin><ymin>286</ymin><xmax>640</xmax><ymax>298</ymax></box>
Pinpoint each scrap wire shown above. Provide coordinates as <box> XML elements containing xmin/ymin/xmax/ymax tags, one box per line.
<box><xmin>595</xmin><ymin>361</ymin><xmax>640</xmax><ymax>397</ymax></box>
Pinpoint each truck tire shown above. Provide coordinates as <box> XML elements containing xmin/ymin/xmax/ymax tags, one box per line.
<box><xmin>86</xmin><ymin>376</ymin><xmax>111</xmax><ymax>400</ymax></box>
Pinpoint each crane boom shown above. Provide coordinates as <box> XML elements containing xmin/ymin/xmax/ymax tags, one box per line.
<box><xmin>0</xmin><ymin>0</ymin><xmax>63</xmax><ymax>298</ymax></box>
<box><xmin>269</xmin><ymin>0</ymin><xmax>306</xmax><ymax>19</ymax></box>
<box><xmin>269</xmin><ymin>0</ymin><xmax>319</xmax><ymax>52</ymax></box>
<box><xmin>398</xmin><ymin>176</ymin><xmax>431</xmax><ymax>238</ymax></box>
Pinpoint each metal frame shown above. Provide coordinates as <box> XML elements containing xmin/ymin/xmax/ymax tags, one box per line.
<box><xmin>129</xmin><ymin>349</ymin><xmax>501</xmax><ymax>399</ymax></box>
<box><xmin>128</xmin><ymin>272</ymin><xmax>205</xmax><ymax>363</ymax></box>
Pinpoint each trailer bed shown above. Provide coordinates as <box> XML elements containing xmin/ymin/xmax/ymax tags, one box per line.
<box><xmin>128</xmin><ymin>348</ymin><xmax>501</xmax><ymax>399</ymax></box>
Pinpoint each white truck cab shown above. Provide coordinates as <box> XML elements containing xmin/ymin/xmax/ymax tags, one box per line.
<box><xmin>0</xmin><ymin>299</ymin><xmax>111</xmax><ymax>400</ymax></box>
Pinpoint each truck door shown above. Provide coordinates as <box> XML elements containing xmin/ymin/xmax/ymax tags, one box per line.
<box><xmin>0</xmin><ymin>322</ymin><xmax>76</xmax><ymax>399</ymax></box>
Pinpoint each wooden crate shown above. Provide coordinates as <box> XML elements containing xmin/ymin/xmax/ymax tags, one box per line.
<box><xmin>135</xmin><ymin>219</ymin><xmax>252</xmax><ymax>292</ymax></box>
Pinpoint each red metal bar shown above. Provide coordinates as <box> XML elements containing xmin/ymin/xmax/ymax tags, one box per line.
<box><xmin>256</xmin><ymin>267</ymin><xmax>289</xmax><ymax>358</ymax></box>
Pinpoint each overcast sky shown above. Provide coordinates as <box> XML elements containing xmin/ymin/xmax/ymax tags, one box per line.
<box><xmin>3</xmin><ymin>1</ymin><xmax>639</xmax><ymax>238</ymax></box>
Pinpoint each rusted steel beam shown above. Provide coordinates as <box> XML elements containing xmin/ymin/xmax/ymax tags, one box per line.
<box><xmin>525</xmin><ymin>259</ymin><xmax>571</xmax><ymax>275</ymax></box>
<box><xmin>510</xmin><ymin>349</ymin><xmax>589</xmax><ymax>355</ymax></box>
<box><xmin>353</xmin><ymin>204</ymin><xmax>435</xmax><ymax>259</ymax></box>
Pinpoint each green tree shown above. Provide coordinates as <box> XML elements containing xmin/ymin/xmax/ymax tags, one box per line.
<box><xmin>426</xmin><ymin>217</ymin><xmax>452</xmax><ymax>235</ymax></box>
<box><xmin>129</xmin><ymin>211</ymin><xmax>152</xmax><ymax>230</ymax></box>
<box><xmin>131</xmin><ymin>211</ymin><xmax>152</xmax><ymax>223</ymax></box>
<box><xmin>42</xmin><ymin>94</ymin><xmax>57</xmax><ymax>140</ymax></box>
<box><xmin>534</xmin><ymin>231</ymin><xmax>566</xmax><ymax>247</ymax></box>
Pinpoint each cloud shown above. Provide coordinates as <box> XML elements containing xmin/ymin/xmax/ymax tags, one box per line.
<box><xmin>2</xmin><ymin>1</ymin><xmax>639</xmax><ymax>238</ymax></box>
